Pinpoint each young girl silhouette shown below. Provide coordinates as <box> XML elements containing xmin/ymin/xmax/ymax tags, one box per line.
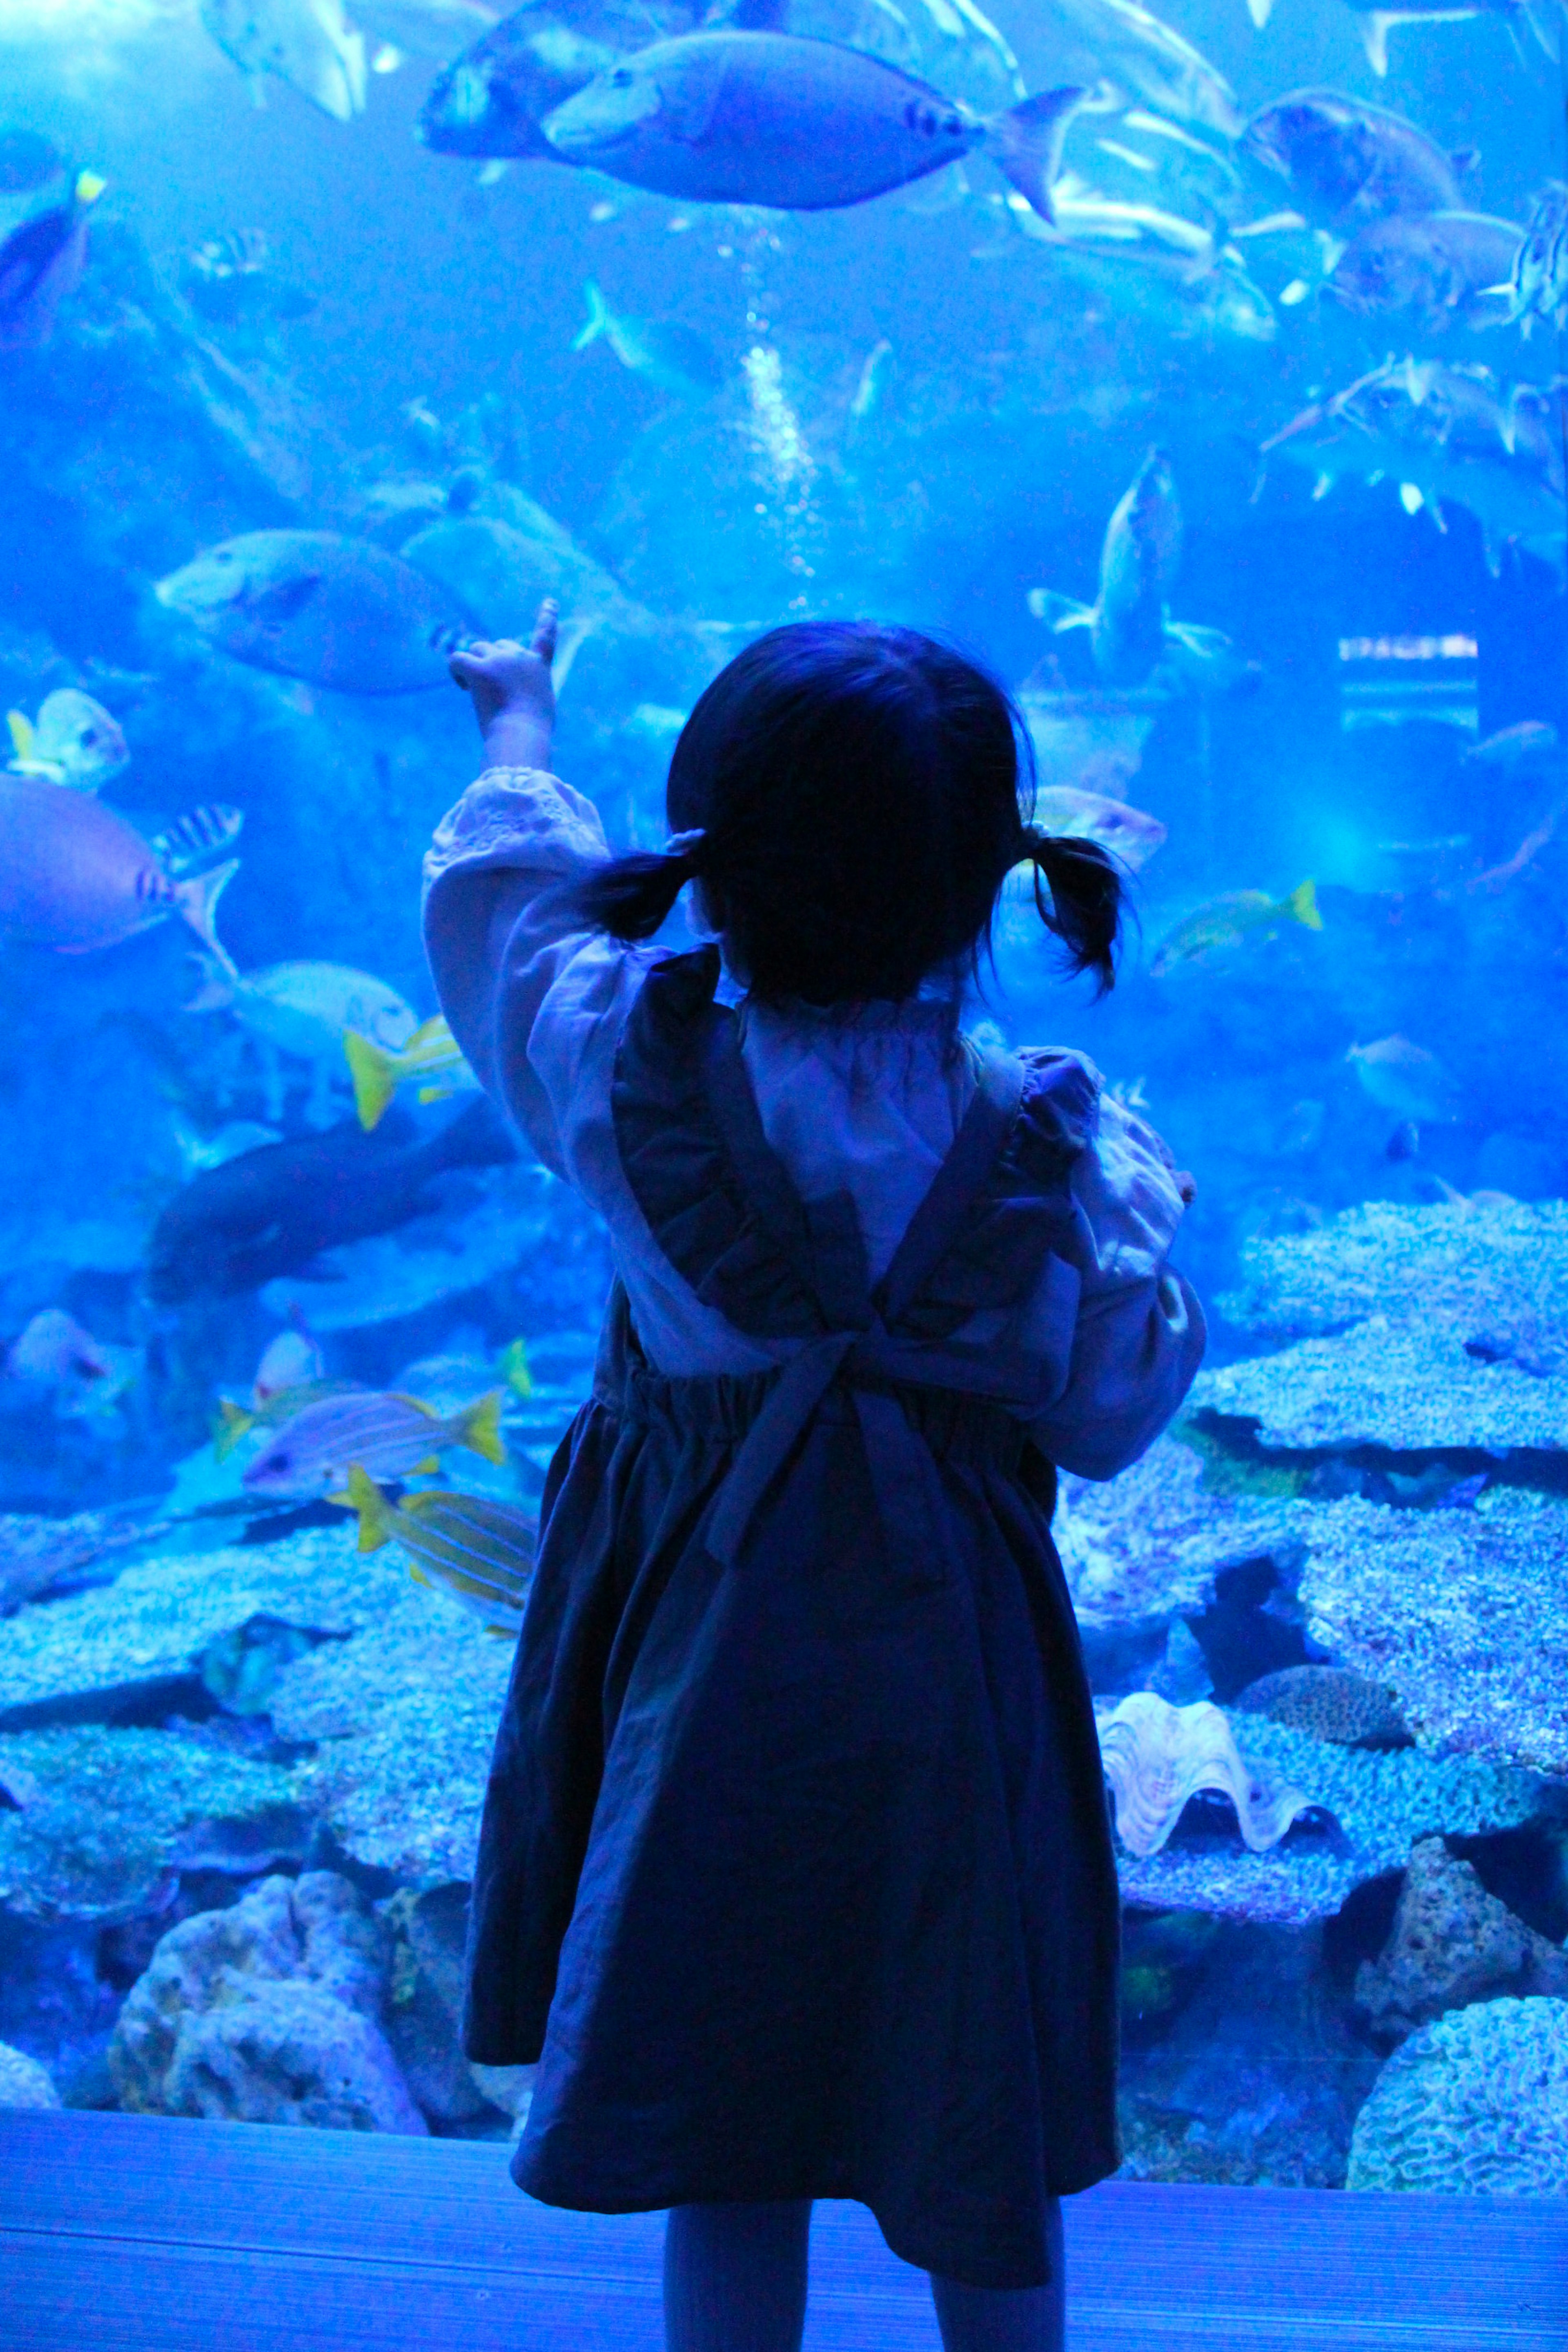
<box><xmin>428</xmin><ymin>602</ymin><xmax>1205</xmax><ymax>2352</ymax></box>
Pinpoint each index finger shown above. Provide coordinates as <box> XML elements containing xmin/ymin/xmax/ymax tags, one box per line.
<box><xmin>532</xmin><ymin>598</ymin><xmax>559</xmax><ymax>665</ymax></box>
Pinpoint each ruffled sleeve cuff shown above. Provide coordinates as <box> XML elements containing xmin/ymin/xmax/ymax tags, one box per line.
<box><xmin>1067</xmin><ymin>1084</ymin><xmax>1189</xmax><ymax>1286</ymax></box>
<box><xmin>422</xmin><ymin>766</ymin><xmax>610</xmax><ymax>899</ymax></box>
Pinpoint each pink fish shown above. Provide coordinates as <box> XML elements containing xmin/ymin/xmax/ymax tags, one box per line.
<box><xmin>0</xmin><ymin>778</ymin><xmax>236</xmax><ymax>958</ymax></box>
<box><xmin>252</xmin><ymin>1321</ymin><xmax>325</xmax><ymax>1406</ymax></box>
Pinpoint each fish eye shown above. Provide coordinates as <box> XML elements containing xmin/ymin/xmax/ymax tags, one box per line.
<box><xmin>609</xmin><ymin>65</ymin><xmax>633</xmax><ymax>85</ymax></box>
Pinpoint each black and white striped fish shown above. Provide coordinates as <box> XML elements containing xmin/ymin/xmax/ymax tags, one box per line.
<box><xmin>150</xmin><ymin>803</ymin><xmax>245</xmax><ymax>877</ymax></box>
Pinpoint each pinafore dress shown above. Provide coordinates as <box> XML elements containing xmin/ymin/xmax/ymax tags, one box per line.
<box><xmin>462</xmin><ymin>950</ymin><xmax>1123</xmax><ymax>2290</ymax></box>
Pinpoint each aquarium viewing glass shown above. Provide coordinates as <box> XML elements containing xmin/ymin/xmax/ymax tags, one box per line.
<box><xmin>0</xmin><ymin>0</ymin><xmax>1565</xmax><ymax>2215</ymax></box>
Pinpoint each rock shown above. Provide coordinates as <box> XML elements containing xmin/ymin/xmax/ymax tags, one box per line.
<box><xmin>110</xmin><ymin>1870</ymin><xmax>425</xmax><ymax>2134</ymax></box>
<box><xmin>1353</xmin><ymin>1836</ymin><xmax>1568</xmax><ymax>2043</ymax></box>
<box><xmin>1106</xmin><ymin>1712</ymin><xmax>1555</xmax><ymax>1926</ymax></box>
<box><xmin>382</xmin><ymin>1882</ymin><xmax>499</xmax><ymax>2130</ymax></box>
<box><xmin>1096</xmin><ymin>1694</ymin><xmax>1318</xmax><ymax>1859</ymax></box>
<box><xmin>1347</xmin><ymin>1995</ymin><xmax>1568</xmax><ymax>2194</ymax></box>
<box><xmin>0</xmin><ymin>2040</ymin><xmax>60</xmax><ymax>2109</ymax></box>
<box><xmin>158</xmin><ymin>1981</ymin><xmax>425</xmax><ymax>2133</ymax></box>
<box><xmin>1297</xmin><ymin>1492</ymin><xmax>1568</xmax><ymax>1777</ymax></box>
<box><xmin>1219</xmin><ymin>1199</ymin><xmax>1568</xmax><ymax>1347</ymax></box>
<box><xmin>1195</xmin><ymin>1315</ymin><xmax>1568</xmax><ymax>1455</ymax></box>
<box><xmin>1234</xmin><ymin>1666</ymin><xmax>1410</xmax><ymax>1750</ymax></box>
<box><xmin>0</xmin><ymin>1726</ymin><xmax>296</xmax><ymax>1921</ymax></box>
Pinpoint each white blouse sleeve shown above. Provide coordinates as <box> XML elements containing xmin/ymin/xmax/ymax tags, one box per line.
<box><xmin>1027</xmin><ymin>1086</ymin><xmax>1207</xmax><ymax>1480</ymax></box>
<box><xmin>421</xmin><ymin>766</ymin><xmax>653</xmax><ymax>1197</ymax></box>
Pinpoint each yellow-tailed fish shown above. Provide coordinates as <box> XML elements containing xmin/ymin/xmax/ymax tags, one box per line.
<box><xmin>338</xmin><ymin>1463</ymin><xmax>534</xmax><ymax>1637</ymax></box>
<box><xmin>1152</xmin><ymin>879</ymin><xmax>1321</xmax><ymax>976</ymax></box>
<box><xmin>344</xmin><ymin>1014</ymin><xmax>477</xmax><ymax>1130</ymax></box>
<box><xmin>241</xmin><ymin>1386</ymin><xmax>505</xmax><ymax>1498</ymax></box>
<box><xmin>497</xmin><ymin>1338</ymin><xmax>533</xmax><ymax>1400</ymax></box>
<box><xmin>211</xmin><ymin>1378</ymin><xmax>348</xmax><ymax>1462</ymax></box>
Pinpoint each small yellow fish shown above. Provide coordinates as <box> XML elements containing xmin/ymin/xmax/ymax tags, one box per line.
<box><xmin>211</xmin><ymin>1378</ymin><xmax>348</xmax><ymax>1462</ymax></box>
<box><xmin>1152</xmin><ymin>879</ymin><xmax>1321</xmax><ymax>976</ymax></box>
<box><xmin>336</xmin><ymin>1463</ymin><xmax>534</xmax><ymax>1637</ymax></box>
<box><xmin>344</xmin><ymin>1014</ymin><xmax>477</xmax><ymax>1130</ymax></box>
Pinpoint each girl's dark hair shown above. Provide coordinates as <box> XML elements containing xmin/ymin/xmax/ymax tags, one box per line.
<box><xmin>573</xmin><ymin>621</ymin><xmax>1124</xmax><ymax>1004</ymax></box>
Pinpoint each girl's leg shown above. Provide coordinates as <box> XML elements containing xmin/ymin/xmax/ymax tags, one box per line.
<box><xmin>929</xmin><ymin>2196</ymin><xmax>1065</xmax><ymax>2352</ymax></box>
<box><xmin>663</xmin><ymin>2198</ymin><xmax>813</xmax><ymax>2352</ymax></box>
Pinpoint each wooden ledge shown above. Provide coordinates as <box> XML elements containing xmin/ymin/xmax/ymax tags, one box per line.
<box><xmin>2</xmin><ymin>2109</ymin><xmax>1563</xmax><ymax>2350</ymax></box>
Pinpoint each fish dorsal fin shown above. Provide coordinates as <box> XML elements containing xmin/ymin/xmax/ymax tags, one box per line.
<box><xmin>656</xmin><ymin>44</ymin><xmax>729</xmax><ymax>146</ymax></box>
<box><xmin>1356</xmin><ymin>11</ymin><xmax>1393</xmax><ymax>75</ymax></box>
<box><xmin>391</xmin><ymin>1391</ymin><xmax>441</xmax><ymax>1419</ymax></box>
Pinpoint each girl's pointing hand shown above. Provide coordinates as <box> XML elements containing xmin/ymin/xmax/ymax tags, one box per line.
<box><xmin>451</xmin><ymin>599</ymin><xmax>559</xmax><ymax>769</ymax></box>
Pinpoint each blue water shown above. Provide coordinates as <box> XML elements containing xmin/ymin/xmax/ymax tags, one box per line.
<box><xmin>0</xmin><ymin>0</ymin><xmax>1564</xmax><ymax>2178</ymax></box>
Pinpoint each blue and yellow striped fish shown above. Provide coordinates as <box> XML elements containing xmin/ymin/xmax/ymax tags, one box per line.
<box><xmin>337</xmin><ymin>1464</ymin><xmax>534</xmax><ymax>1638</ymax></box>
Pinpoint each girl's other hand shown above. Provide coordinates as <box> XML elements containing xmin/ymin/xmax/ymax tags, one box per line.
<box><xmin>450</xmin><ymin>600</ymin><xmax>559</xmax><ymax>769</ymax></box>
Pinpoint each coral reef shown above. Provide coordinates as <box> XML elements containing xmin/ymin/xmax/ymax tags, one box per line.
<box><xmin>1197</xmin><ymin>1315</ymin><xmax>1568</xmax><ymax>1454</ymax></box>
<box><xmin>1218</xmin><ymin>1199</ymin><xmax>1568</xmax><ymax>1347</ymax></box>
<box><xmin>0</xmin><ymin>2039</ymin><xmax>60</xmax><ymax>2109</ymax></box>
<box><xmin>1346</xmin><ymin>1996</ymin><xmax>1568</xmax><ymax>2195</ymax></box>
<box><xmin>0</xmin><ymin>1725</ymin><xmax>296</xmax><ymax>1921</ymax></box>
<box><xmin>1096</xmin><ymin>1692</ymin><xmax>1315</xmax><ymax>1858</ymax></box>
<box><xmin>109</xmin><ymin>1870</ymin><xmax>426</xmax><ymax>2134</ymax></box>
<box><xmin>1352</xmin><ymin>1835</ymin><xmax>1568</xmax><ymax>2044</ymax></box>
<box><xmin>1297</xmin><ymin>1492</ymin><xmax>1568</xmax><ymax>1777</ymax></box>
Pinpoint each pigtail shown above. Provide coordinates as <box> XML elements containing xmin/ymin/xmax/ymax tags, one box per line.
<box><xmin>572</xmin><ymin>832</ymin><xmax>707</xmax><ymax>943</ymax></box>
<box><xmin>1018</xmin><ymin>826</ymin><xmax>1124</xmax><ymax>995</ymax></box>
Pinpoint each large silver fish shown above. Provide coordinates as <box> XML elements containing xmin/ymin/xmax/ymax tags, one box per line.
<box><xmin>0</xmin><ymin>779</ymin><xmax>237</xmax><ymax>958</ymax></box>
<box><xmin>155</xmin><ymin>531</ymin><xmax>478</xmax><ymax>693</ymax></box>
<box><xmin>1508</xmin><ymin>183</ymin><xmax>1568</xmax><ymax>334</ymax></box>
<box><xmin>1325</xmin><ymin>211</ymin><xmax>1523</xmax><ymax>334</ymax></box>
<box><xmin>1261</xmin><ymin>358</ymin><xmax>1567</xmax><ymax>580</ymax></box>
<box><xmin>1241</xmin><ymin>89</ymin><xmax>1473</xmax><ymax>229</ymax></box>
<box><xmin>1339</xmin><ymin>0</ymin><xmax>1539</xmax><ymax>78</ymax></box>
<box><xmin>200</xmin><ymin>0</ymin><xmax>368</xmax><ymax>120</ymax></box>
<box><xmin>1029</xmin><ymin>451</ymin><xmax>1256</xmax><ymax>694</ymax></box>
<box><xmin>540</xmin><ymin>32</ymin><xmax>1084</xmax><ymax>219</ymax></box>
<box><xmin>1036</xmin><ymin>0</ymin><xmax>1240</xmax><ymax>139</ymax></box>
<box><xmin>1029</xmin><ymin>449</ymin><xmax>1181</xmax><ymax>685</ymax></box>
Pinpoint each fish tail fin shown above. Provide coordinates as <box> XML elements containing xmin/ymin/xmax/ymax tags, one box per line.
<box><xmin>454</xmin><ymin>1388</ymin><xmax>506</xmax><ymax>1467</ymax></box>
<box><xmin>1246</xmin><ymin>0</ymin><xmax>1272</xmax><ymax>20</ymax></box>
<box><xmin>992</xmin><ymin>86</ymin><xmax>1085</xmax><ymax>227</ymax></box>
<box><xmin>344</xmin><ymin>1030</ymin><xmax>399</xmax><ymax>1130</ymax></box>
<box><xmin>573</xmin><ymin>281</ymin><xmax>610</xmax><ymax>354</ymax></box>
<box><xmin>6</xmin><ymin>710</ymin><xmax>33</xmax><ymax>765</ymax></box>
<box><xmin>339</xmin><ymin>28</ymin><xmax>369</xmax><ymax>115</ymax></box>
<box><xmin>498</xmin><ymin>1338</ymin><xmax>533</xmax><ymax>1400</ymax></box>
<box><xmin>1287</xmin><ymin>878</ymin><xmax>1323</xmax><ymax>932</ymax></box>
<box><xmin>1523</xmin><ymin>0</ymin><xmax>1560</xmax><ymax>58</ymax></box>
<box><xmin>343</xmin><ymin>1462</ymin><xmax>397</xmax><ymax>1554</ymax></box>
<box><xmin>212</xmin><ymin>1398</ymin><xmax>254</xmax><ymax>1461</ymax></box>
<box><xmin>173</xmin><ymin>859</ymin><xmax>239</xmax><ymax>977</ymax></box>
<box><xmin>183</xmin><ymin>950</ymin><xmax>235</xmax><ymax>1014</ymax></box>
<box><xmin>1356</xmin><ymin>11</ymin><xmax>1392</xmax><ymax>73</ymax></box>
